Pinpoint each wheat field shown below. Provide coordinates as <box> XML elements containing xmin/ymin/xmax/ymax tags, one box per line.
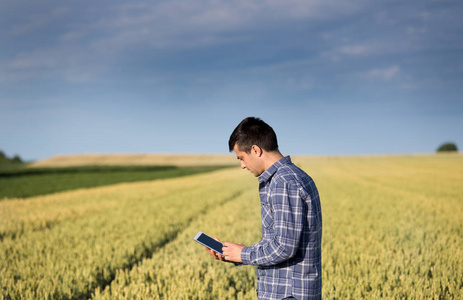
<box><xmin>1</xmin><ymin>154</ymin><xmax>462</xmax><ymax>299</ymax></box>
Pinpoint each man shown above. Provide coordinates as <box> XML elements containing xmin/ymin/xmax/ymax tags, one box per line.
<box><xmin>206</xmin><ymin>117</ymin><xmax>322</xmax><ymax>300</ymax></box>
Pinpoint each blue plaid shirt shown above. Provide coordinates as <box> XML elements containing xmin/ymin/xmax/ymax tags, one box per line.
<box><xmin>241</xmin><ymin>156</ymin><xmax>322</xmax><ymax>300</ymax></box>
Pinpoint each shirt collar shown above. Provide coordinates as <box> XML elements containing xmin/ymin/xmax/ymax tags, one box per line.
<box><xmin>258</xmin><ymin>155</ymin><xmax>292</xmax><ymax>184</ymax></box>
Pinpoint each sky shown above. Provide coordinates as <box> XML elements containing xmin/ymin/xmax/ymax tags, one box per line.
<box><xmin>1</xmin><ymin>0</ymin><xmax>462</xmax><ymax>161</ymax></box>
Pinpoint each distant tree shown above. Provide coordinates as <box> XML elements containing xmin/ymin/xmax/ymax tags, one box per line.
<box><xmin>0</xmin><ymin>150</ymin><xmax>24</xmax><ymax>164</ymax></box>
<box><xmin>12</xmin><ymin>155</ymin><xmax>23</xmax><ymax>163</ymax></box>
<box><xmin>437</xmin><ymin>142</ymin><xmax>458</xmax><ymax>152</ymax></box>
<box><xmin>0</xmin><ymin>150</ymin><xmax>8</xmax><ymax>164</ymax></box>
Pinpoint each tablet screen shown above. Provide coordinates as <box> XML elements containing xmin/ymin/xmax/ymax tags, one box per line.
<box><xmin>195</xmin><ymin>232</ymin><xmax>223</xmax><ymax>254</ymax></box>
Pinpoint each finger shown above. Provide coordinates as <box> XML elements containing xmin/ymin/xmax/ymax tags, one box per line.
<box><xmin>210</xmin><ymin>249</ymin><xmax>220</xmax><ymax>260</ymax></box>
<box><xmin>206</xmin><ymin>248</ymin><xmax>214</xmax><ymax>257</ymax></box>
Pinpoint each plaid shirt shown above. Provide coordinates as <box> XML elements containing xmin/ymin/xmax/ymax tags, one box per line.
<box><xmin>241</xmin><ymin>156</ymin><xmax>322</xmax><ymax>300</ymax></box>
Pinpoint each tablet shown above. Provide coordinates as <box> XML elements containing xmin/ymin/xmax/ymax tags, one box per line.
<box><xmin>193</xmin><ymin>231</ymin><xmax>223</xmax><ymax>255</ymax></box>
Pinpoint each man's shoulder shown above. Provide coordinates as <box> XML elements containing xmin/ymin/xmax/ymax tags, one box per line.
<box><xmin>272</xmin><ymin>163</ymin><xmax>312</xmax><ymax>186</ymax></box>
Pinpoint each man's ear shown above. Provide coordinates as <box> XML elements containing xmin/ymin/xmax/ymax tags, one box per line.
<box><xmin>251</xmin><ymin>145</ymin><xmax>263</xmax><ymax>157</ymax></box>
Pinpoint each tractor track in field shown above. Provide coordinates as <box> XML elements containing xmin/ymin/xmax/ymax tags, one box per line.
<box><xmin>84</xmin><ymin>189</ymin><xmax>245</xmax><ymax>300</ymax></box>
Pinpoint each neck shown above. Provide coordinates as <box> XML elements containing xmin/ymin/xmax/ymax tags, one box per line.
<box><xmin>262</xmin><ymin>150</ymin><xmax>284</xmax><ymax>171</ymax></box>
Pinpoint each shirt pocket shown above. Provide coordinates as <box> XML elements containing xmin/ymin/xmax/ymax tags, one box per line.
<box><xmin>261</xmin><ymin>203</ymin><xmax>274</xmax><ymax>229</ymax></box>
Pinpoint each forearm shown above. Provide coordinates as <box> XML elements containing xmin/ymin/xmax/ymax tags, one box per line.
<box><xmin>241</xmin><ymin>232</ymin><xmax>300</xmax><ymax>266</ymax></box>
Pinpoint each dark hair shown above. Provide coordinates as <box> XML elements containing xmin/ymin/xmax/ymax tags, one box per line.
<box><xmin>228</xmin><ymin>117</ymin><xmax>279</xmax><ymax>153</ymax></box>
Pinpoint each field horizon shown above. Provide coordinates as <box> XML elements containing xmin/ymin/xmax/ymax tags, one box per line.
<box><xmin>28</xmin><ymin>152</ymin><xmax>462</xmax><ymax>168</ymax></box>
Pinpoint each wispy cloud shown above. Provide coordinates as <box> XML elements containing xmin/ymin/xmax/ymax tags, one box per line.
<box><xmin>87</xmin><ymin>0</ymin><xmax>369</xmax><ymax>51</ymax></box>
<box><xmin>321</xmin><ymin>43</ymin><xmax>380</xmax><ymax>62</ymax></box>
<box><xmin>365</xmin><ymin>65</ymin><xmax>400</xmax><ymax>81</ymax></box>
<box><xmin>8</xmin><ymin>7</ymin><xmax>70</xmax><ymax>37</ymax></box>
<box><xmin>2</xmin><ymin>46</ymin><xmax>109</xmax><ymax>84</ymax></box>
<box><xmin>339</xmin><ymin>45</ymin><xmax>369</xmax><ymax>55</ymax></box>
<box><xmin>6</xmin><ymin>0</ymin><xmax>366</xmax><ymax>83</ymax></box>
<box><xmin>1</xmin><ymin>0</ymin><xmax>462</xmax><ymax>91</ymax></box>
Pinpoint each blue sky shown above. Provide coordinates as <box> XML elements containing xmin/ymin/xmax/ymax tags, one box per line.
<box><xmin>1</xmin><ymin>0</ymin><xmax>462</xmax><ymax>161</ymax></box>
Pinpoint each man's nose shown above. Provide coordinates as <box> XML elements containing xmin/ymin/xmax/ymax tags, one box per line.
<box><xmin>240</xmin><ymin>161</ymin><xmax>246</xmax><ymax>169</ymax></box>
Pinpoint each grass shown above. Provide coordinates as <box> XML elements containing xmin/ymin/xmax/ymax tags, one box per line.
<box><xmin>0</xmin><ymin>165</ymin><xmax>230</xmax><ymax>199</ymax></box>
<box><xmin>28</xmin><ymin>153</ymin><xmax>237</xmax><ymax>167</ymax></box>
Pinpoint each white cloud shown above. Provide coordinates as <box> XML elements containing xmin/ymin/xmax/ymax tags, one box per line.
<box><xmin>366</xmin><ymin>65</ymin><xmax>400</xmax><ymax>81</ymax></box>
<box><xmin>406</xmin><ymin>26</ymin><xmax>427</xmax><ymax>35</ymax></box>
<box><xmin>322</xmin><ymin>43</ymin><xmax>379</xmax><ymax>61</ymax></box>
<box><xmin>339</xmin><ymin>45</ymin><xmax>368</xmax><ymax>55</ymax></box>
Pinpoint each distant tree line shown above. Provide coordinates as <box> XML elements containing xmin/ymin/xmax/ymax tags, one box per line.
<box><xmin>436</xmin><ymin>142</ymin><xmax>458</xmax><ymax>152</ymax></box>
<box><xmin>0</xmin><ymin>150</ymin><xmax>23</xmax><ymax>164</ymax></box>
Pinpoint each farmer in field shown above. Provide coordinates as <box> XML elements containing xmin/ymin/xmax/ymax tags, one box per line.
<box><xmin>206</xmin><ymin>117</ymin><xmax>322</xmax><ymax>300</ymax></box>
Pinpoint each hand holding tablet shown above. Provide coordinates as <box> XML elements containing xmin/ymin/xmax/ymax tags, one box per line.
<box><xmin>193</xmin><ymin>231</ymin><xmax>224</xmax><ymax>256</ymax></box>
<box><xmin>193</xmin><ymin>231</ymin><xmax>245</xmax><ymax>264</ymax></box>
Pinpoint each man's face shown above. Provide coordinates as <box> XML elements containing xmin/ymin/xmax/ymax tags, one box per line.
<box><xmin>233</xmin><ymin>144</ymin><xmax>264</xmax><ymax>177</ymax></box>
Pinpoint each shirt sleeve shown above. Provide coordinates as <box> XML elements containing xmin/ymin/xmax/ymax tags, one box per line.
<box><xmin>241</xmin><ymin>181</ymin><xmax>304</xmax><ymax>266</ymax></box>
